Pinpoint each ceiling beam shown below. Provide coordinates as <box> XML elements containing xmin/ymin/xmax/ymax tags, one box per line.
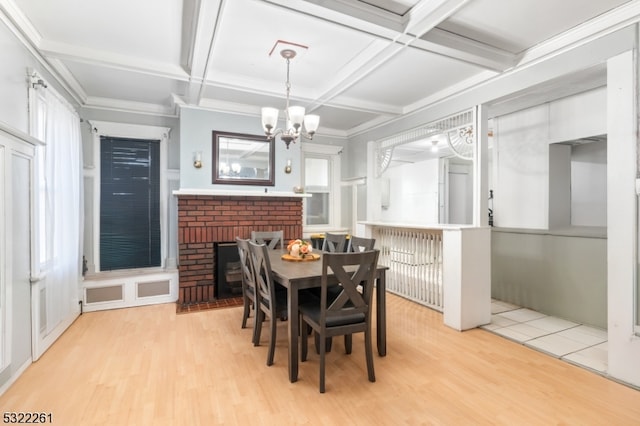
<box><xmin>403</xmin><ymin>0</ymin><xmax>470</xmax><ymax>36</ymax></box>
<box><xmin>415</xmin><ymin>28</ymin><xmax>515</xmax><ymax>71</ymax></box>
<box><xmin>183</xmin><ymin>0</ymin><xmax>226</xmax><ymax>105</ymax></box>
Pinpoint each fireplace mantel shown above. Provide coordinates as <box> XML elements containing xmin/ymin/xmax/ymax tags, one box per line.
<box><xmin>173</xmin><ymin>188</ymin><xmax>310</xmax><ymax>198</ymax></box>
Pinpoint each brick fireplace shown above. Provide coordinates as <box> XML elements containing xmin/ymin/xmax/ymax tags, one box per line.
<box><xmin>175</xmin><ymin>192</ymin><xmax>303</xmax><ymax>306</ymax></box>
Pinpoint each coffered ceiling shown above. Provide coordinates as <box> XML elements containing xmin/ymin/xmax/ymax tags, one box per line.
<box><xmin>1</xmin><ymin>0</ymin><xmax>633</xmax><ymax>138</ymax></box>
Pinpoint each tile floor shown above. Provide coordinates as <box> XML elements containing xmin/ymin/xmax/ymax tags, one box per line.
<box><xmin>482</xmin><ymin>300</ymin><xmax>608</xmax><ymax>374</ymax></box>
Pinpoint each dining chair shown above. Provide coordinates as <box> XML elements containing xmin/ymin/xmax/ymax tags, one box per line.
<box><xmin>248</xmin><ymin>240</ymin><xmax>289</xmax><ymax>365</ymax></box>
<box><xmin>251</xmin><ymin>230</ymin><xmax>284</xmax><ymax>250</ymax></box>
<box><xmin>299</xmin><ymin>249</ymin><xmax>380</xmax><ymax>393</ymax></box>
<box><xmin>236</xmin><ymin>237</ymin><xmax>259</xmax><ymax>344</ymax></box>
<box><xmin>315</xmin><ymin>232</ymin><xmax>349</xmax><ymax>352</ymax></box>
<box><xmin>321</xmin><ymin>232</ymin><xmax>347</xmax><ymax>252</ymax></box>
<box><xmin>347</xmin><ymin>236</ymin><xmax>376</xmax><ymax>252</ymax></box>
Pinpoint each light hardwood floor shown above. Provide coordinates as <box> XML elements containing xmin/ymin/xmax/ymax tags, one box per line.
<box><xmin>1</xmin><ymin>293</ymin><xmax>639</xmax><ymax>425</ymax></box>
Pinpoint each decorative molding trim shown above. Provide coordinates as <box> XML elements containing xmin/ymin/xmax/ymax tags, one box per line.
<box><xmin>172</xmin><ymin>188</ymin><xmax>311</xmax><ymax>198</ymax></box>
<box><xmin>0</xmin><ymin>120</ymin><xmax>43</xmax><ymax>146</ymax></box>
<box><xmin>83</xmin><ymin>97</ymin><xmax>178</xmax><ymax>118</ymax></box>
<box><xmin>301</xmin><ymin>142</ymin><xmax>343</xmax><ymax>155</ymax></box>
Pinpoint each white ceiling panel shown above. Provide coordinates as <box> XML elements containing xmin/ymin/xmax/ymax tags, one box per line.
<box><xmin>64</xmin><ymin>61</ymin><xmax>185</xmax><ymax>106</ymax></box>
<box><xmin>436</xmin><ymin>0</ymin><xmax>631</xmax><ymax>54</ymax></box>
<box><xmin>340</xmin><ymin>47</ymin><xmax>485</xmax><ymax>108</ymax></box>
<box><xmin>308</xmin><ymin>104</ymin><xmax>382</xmax><ymax>133</ymax></box>
<box><xmin>14</xmin><ymin>0</ymin><xmax>184</xmax><ymax>64</ymax></box>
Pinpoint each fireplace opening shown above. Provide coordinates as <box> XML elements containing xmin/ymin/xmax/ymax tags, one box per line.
<box><xmin>215</xmin><ymin>242</ymin><xmax>242</xmax><ymax>299</ymax></box>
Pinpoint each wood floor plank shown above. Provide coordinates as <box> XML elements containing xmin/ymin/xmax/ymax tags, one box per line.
<box><xmin>1</xmin><ymin>293</ymin><xmax>639</xmax><ymax>425</ymax></box>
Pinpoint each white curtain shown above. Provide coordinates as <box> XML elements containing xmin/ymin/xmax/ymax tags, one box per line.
<box><xmin>34</xmin><ymin>83</ymin><xmax>83</xmax><ymax>358</ymax></box>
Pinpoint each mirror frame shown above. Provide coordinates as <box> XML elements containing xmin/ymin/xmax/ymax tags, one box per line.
<box><xmin>212</xmin><ymin>131</ymin><xmax>275</xmax><ymax>186</ymax></box>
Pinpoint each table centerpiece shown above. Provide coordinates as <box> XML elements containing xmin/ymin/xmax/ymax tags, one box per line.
<box><xmin>283</xmin><ymin>239</ymin><xmax>319</xmax><ymax>261</ymax></box>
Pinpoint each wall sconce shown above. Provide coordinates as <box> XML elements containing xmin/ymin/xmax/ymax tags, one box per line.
<box><xmin>193</xmin><ymin>151</ymin><xmax>202</xmax><ymax>169</ymax></box>
<box><xmin>284</xmin><ymin>158</ymin><xmax>292</xmax><ymax>174</ymax></box>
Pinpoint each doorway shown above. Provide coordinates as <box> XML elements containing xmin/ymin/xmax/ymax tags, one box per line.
<box><xmin>442</xmin><ymin>158</ymin><xmax>473</xmax><ymax>225</ymax></box>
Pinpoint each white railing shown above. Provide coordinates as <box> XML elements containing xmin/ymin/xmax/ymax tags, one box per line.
<box><xmin>373</xmin><ymin>226</ymin><xmax>443</xmax><ymax>311</ymax></box>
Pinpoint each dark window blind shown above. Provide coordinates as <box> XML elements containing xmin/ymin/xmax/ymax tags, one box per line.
<box><xmin>100</xmin><ymin>136</ymin><xmax>161</xmax><ymax>271</ymax></box>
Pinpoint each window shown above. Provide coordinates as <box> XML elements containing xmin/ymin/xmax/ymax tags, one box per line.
<box><xmin>304</xmin><ymin>157</ymin><xmax>330</xmax><ymax>225</ymax></box>
<box><xmin>302</xmin><ymin>143</ymin><xmax>342</xmax><ymax>231</ymax></box>
<box><xmin>100</xmin><ymin>137</ymin><xmax>160</xmax><ymax>270</ymax></box>
<box><xmin>90</xmin><ymin>121</ymin><xmax>170</xmax><ymax>273</ymax></box>
<box><xmin>29</xmin><ymin>85</ymin><xmax>49</xmax><ymax>271</ymax></box>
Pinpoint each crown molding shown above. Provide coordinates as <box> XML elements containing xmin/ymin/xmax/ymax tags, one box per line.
<box><xmin>83</xmin><ymin>97</ymin><xmax>177</xmax><ymax>118</ymax></box>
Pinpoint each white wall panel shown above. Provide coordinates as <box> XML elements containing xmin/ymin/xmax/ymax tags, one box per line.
<box><xmin>549</xmin><ymin>87</ymin><xmax>607</xmax><ymax>143</ymax></box>
<box><xmin>494</xmin><ymin>104</ymin><xmax>549</xmax><ymax>229</ymax></box>
<box><xmin>380</xmin><ymin>158</ymin><xmax>439</xmax><ymax>224</ymax></box>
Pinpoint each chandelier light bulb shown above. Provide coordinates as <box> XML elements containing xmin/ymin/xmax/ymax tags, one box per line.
<box><xmin>304</xmin><ymin>114</ymin><xmax>319</xmax><ymax>134</ymax></box>
<box><xmin>288</xmin><ymin>106</ymin><xmax>305</xmax><ymax>129</ymax></box>
<box><xmin>261</xmin><ymin>107</ymin><xmax>279</xmax><ymax>133</ymax></box>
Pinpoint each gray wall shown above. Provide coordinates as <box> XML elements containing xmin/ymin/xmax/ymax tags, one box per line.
<box><xmin>0</xmin><ymin>20</ymin><xmax>80</xmax><ymax>133</ymax></box>
<box><xmin>492</xmin><ymin>229</ymin><xmax>607</xmax><ymax>328</ymax></box>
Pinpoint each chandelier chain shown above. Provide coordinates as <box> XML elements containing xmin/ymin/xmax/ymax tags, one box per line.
<box><xmin>285</xmin><ymin>58</ymin><xmax>291</xmax><ymax>117</ymax></box>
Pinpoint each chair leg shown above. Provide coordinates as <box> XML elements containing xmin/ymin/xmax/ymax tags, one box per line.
<box><xmin>254</xmin><ymin>309</ymin><xmax>263</xmax><ymax>347</ymax></box>
<box><xmin>344</xmin><ymin>334</ymin><xmax>352</xmax><ymax>354</ymax></box>
<box><xmin>266</xmin><ymin>315</ymin><xmax>276</xmax><ymax>366</ymax></box>
<box><xmin>241</xmin><ymin>297</ymin><xmax>250</xmax><ymax>329</ymax></box>
<box><xmin>364</xmin><ymin>330</ymin><xmax>375</xmax><ymax>383</ymax></box>
<box><xmin>314</xmin><ymin>333</ymin><xmax>333</xmax><ymax>354</ymax></box>
<box><xmin>301</xmin><ymin>317</ymin><xmax>309</xmax><ymax>362</ymax></box>
<box><xmin>251</xmin><ymin>312</ymin><xmax>259</xmax><ymax>346</ymax></box>
<box><xmin>319</xmin><ymin>332</ymin><xmax>326</xmax><ymax>393</ymax></box>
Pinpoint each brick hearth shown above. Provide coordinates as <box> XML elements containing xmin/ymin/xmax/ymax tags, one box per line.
<box><xmin>176</xmin><ymin>194</ymin><xmax>303</xmax><ymax>305</ymax></box>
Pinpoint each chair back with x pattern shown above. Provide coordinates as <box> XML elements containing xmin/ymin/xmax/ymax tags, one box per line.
<box><xmin>251</xmin><ymin>230</ymin><xmax>284</xmax><ymax>250</ymax></box>
<box><xmin>321</xmin><ymin>251</ymin><xmax>378</xmax><ymax>326</ymax></box>
<box><xmin>321</xmin><ymin>232</ymin><xmax>347</xmax><ymax>252</ymax></box>
<box><xmin>347</xmin><ymin>235</ymin><xmax>376</xmax><ymax>252</ymax></box>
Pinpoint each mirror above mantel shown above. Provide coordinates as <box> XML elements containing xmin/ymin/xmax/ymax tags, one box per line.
<box><xmin>212</xmin><ymin>131</ymin><xmax>275</xmax><ymax>186</ymax></box>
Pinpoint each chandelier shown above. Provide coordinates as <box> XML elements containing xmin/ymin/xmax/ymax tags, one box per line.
<box><xmin>261</xmin><ymin>49</ymin><xmax>319</xmax><ymax>149</ymax></box>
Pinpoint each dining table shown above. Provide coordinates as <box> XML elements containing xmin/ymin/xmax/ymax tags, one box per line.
<box><xmin>267</xmin><ymin>249</ymin><xmax>389</xmax><ymax>383</ymax></box>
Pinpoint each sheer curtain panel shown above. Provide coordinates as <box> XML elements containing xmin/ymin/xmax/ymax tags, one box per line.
<box><xmin>30</xmin><ymin>74</ymin><xmax>83</xmax><ymax>360</ymax></box>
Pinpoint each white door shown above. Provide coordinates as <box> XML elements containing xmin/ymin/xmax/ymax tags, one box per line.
<box><xmin>448</xmin><ymin>163</ymin><xmax>473</xmax><ymax>225</ymax></box>
<box><xmin>11</xmin><ymin>151</ymin><xmax>33</xmax><ymax>372</ymax></box>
